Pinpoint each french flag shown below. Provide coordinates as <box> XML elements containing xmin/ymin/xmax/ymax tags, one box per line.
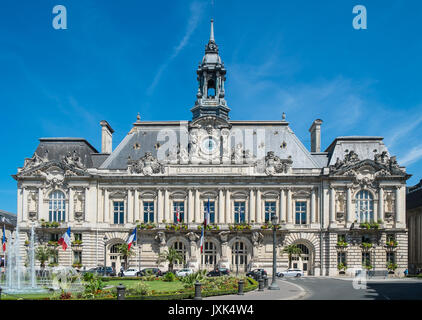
<box><xmin>58</xmin><ymin>227</ymin><xmax>71</xmax><ymax>251</ymax></box>
<box><xmin>2</xmin><ymin>223</ymin><xmax>6</xmax><ymax>252</ymax></box>
<box><xmin>205</xmin><ymin>199</ymin><xmax>210</xmax><ymax>228</ymax></box>
<box><xmin>199</xmin><ymin>225</ymin><xmax>204</xmax><ymax>253</ymax></box>
<box><xmin>126</xmin><ymin>227</ymin><xmax>137</xmax><ymax>250</ymax></box>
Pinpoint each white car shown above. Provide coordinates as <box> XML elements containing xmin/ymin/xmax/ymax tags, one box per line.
<box><xmin>277</xmin><ymin>269</ymin><xmax>304</xmax><ymax>278</ymax></box>
<box><xmin>123</xmin><ymin>268</ymin><xmax>140</xmax><ymax>277</ymax></box>
<box><xmin>176</xmin><ymin>268</ymin><xmax>194</xmax><ymax>277</ymax></box>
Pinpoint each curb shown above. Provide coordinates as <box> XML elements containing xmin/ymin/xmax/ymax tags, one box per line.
<box><xmin>278</xmin><ymin>280</ymin><xmax>308</xmax><ymax>300</ymax></box>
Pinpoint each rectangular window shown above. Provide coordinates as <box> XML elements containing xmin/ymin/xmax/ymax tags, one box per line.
<box><xmin>173</xmin><ymin>201</ymin><xmax>185</xmax><ymax>223</ymax></box>
<box><xmin>234</xmin><ymin>202</ymin><xmax>246</xmax><ymax>224</ymax></box>
<box><xmin>74</xmin><ymin>233</ymin><xmax>82</xmax><ymax>241</ymax></box>
<box><xmin>338</xmin><ymin>234</ymin><xmax>346</xmax><ymax>242</ymax></box>
<box><xmin>203</xmin><ymin>201</ymin><xmax>215</xmax><ymax>224</ymax></box>
<box><xmin>362</xmin><ymin>252</ymin><xmax>371</xmax><ymax>266</ymax></box>
<box><xmin>143</xmin><ymin>201</ymin><xmax>155</xmax><ymax>223</ymax></box>
<box><xmin>337</xmin><ymin>252</ymin><xmax>347</xmax><ymax>265</ymax></box>
<box><xmin>50</xmin><ymin>233</ymin><xmax>59</xmax><ymax>241</ymax></box>
<box><xmin>265</xmin><ymin>201</ymin><xmax>276</xmax><ymax>223</ymax></box>
<box><xmin>113</xmin><ymin>201</ymin><xmax>124</xmax><ymax>224</ymax></box>
<box><xmin>387</xmin><ymin>252</ymin><xmax>396</xmax><ymax>264</ymax></box>
<box><xmin>73</xmin><ymin>251</ymin><xmax>82</xmax><ymax>264</ymax></box>
<box><xmin>386</xmin><ymin>234</ymin><xmax>395</xmax><ymax>243</ymax></box>
<box><xmin>295</xmin><ymin>201</ymin><xmax>307</xmax><ymax>225</ymax></box>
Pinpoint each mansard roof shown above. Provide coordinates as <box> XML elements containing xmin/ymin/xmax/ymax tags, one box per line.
<box><xmin>99</xmin><ymin>120</ymin><xmax>321</xmax><ymax>170</ymax></box>
<box><xmin>0</xmin><ymin>209</ymin><xmax>17</xmax><ymax>227</ymax></box>
<box><xmin>32</xmin><ymin>138</ymin><xmax>99</xmax><ymax>168</ymax></box>
<box><xmin>325</xmin><ymin>136</ymin><xmax>388</xmax><ymax>166</ymax></box>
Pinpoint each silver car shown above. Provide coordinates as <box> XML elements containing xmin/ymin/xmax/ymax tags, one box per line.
<box><xmin>277</xmin><ymin>268</ymin><xmax>304</xmax><ymax>278</ymax></box>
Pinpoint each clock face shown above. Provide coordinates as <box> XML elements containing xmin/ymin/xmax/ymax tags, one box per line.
<box><xmin>201</xmin><ymin>137</ymin><xmax>218</xmax><ymax>154</ymax></box>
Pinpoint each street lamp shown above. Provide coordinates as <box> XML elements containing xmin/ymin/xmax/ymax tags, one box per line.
<box><xmin>269</xmin><ymin>213</ymin><xmax>280</xmax><ymax>290</ymax></box>
<box><xmin>103</xmin><ymin>235</ymin><xmax>107</xmax><ymax>276</ymax></box>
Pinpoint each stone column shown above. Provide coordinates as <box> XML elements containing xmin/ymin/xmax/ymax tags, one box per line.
<box><xmin>127</xmin><ymin>189</ymin><xmax>133</xmax><ymax>223</ymax></box>
<box><xmin>256</xmin><ymin>189</ymin><xmax>262</xmax><ymax>223</ymax></box>
<box><xmin>395</xmin><ymin>186</ymin><xmax>400</xmax><ymax>224</ymax></box>
<box><xmin>329</xmin><ymin>187</ymin><xmax>336</xmax><ymax>226</ymax></box>
<box><xmin>38</xmin><ymin>188</ymin><xmax>43</xmax><ymax>221</ymax></box>
<box><xmin>17</xmin><ymin>187</ymin><xmax>22</xmax><ymax>222</ymax></box>
<box><xmin>311</xmin><ymin>188</ymin><xmax>316</xmax><ymax>224</ymax></box>
<box><xmin>69</xmin><ymin>188</ymin><xmax>74</xmax><ymax>222</ymax></box>
<box><xmin>22</xmin><ymin>187</ymin><xmax>27</xmax><ymax>222</ymax></box>
<box><xmin>346</xmin><ymin>187</ymin><xmax>352</xmax><ymax>224</ymax></box>
<box><xmin>188</xmin><ymin>189</ymin><xmax>194</xmax><ymax>223</ymax></box>
<box><xmin>157</xmin><ymin>189</ymin><xmax>163</xmax><ymax>223</ymax></box>
<box><xmin>249</xmin><ymin>189</ymin><xmax>255</xmax><ymax>223</ymax></box>
<box><xmin>218</xmin><ymin>189</ymin><xmax>224</xmax><ymax>224</ymax></box>
<box><xmin>378</xmin><ymin>187</ymin><xmax>384</xmax><ymax>223</ymax></box>
<box><xmin>225</xmin><ymin>189</ymin><xmax>231</xmax><ymax>224</ymax></box>
<box><xmin>287</xmin><ymin>189</ymin><xmax>292</xmax><ymax>224</ymax></box>
<box><xmin>164</xmin><ymin>189</ymin><xmax>170</xmax><ymax>223</ymax></box>
<box><xmin>104</xmin><ymin>189</ymin><xmax>109</xmax><ymax>223</ymax></box>
<box><xmin>194</xmin><ymin>189</ymin><xmax>200</xmax><ymax>223</ymax></box>
<box><xmin>134</xmin><ymin>189</ymin><xmax>140</xmax><ymax>222</ymax></box>
<box><xmin>279</xmin><ymin>189</ymin><xmax>286</xmax><ymax>223</ymax></box>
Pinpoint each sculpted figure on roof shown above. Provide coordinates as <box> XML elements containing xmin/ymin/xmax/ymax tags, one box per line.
<box><xmin>127</xmin><ymin>152</ymin><xmax>164</xmax><ymax>175</ymax></box>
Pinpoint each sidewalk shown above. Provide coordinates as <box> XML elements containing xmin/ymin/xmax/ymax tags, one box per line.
<box><xmin>204</xmin><ymin>279</ymin><xmax>306</xmax><ymax>300</ymax></box>
<box><xmin>309</xmin><ymin>276</ymin><xmax>422</xmax><ymax>282</ymax></box>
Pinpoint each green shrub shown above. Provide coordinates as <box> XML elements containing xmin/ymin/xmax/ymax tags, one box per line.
<box><xmin>83</xmin><ymin>272</ymin><xmax>104</xmax><ymax>294</ymax></box>
<box><xmin>180</xmin><ymin>270</ymin><xmax>207</xmax><ymax>288</ymax></box>
<box><xmin>163</xmin><ymin>272</ymin><xmax>176</xmax><ymax>282</ymax></box>
<box><xmin>126</xmin><ymin>281</ymin><xmax>151</xmax><ymax>296</ymax></box>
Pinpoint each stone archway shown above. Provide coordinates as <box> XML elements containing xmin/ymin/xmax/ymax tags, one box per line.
<box><xmin>283</xmin><ymin>233</ymin><xmax>318</xmax><ymax>276</ymax></box>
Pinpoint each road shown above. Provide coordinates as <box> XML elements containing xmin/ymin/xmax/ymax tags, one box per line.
<box><xmin>283</xmin><ymin>277</ymin><xmax>422</xmax><ymax>300</ymax></box>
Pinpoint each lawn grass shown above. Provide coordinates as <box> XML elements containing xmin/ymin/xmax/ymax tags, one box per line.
<box><xmin>105</xmin><ymin>279</ymin><xmax>185</xmax><ymax>292</ymax></box>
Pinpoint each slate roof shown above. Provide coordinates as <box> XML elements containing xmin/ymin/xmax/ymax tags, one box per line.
<box><xmin>32</xmin><ymin>138</ymin><xmax>99</xmax><ymax>168</ymax></box>
<box><xmin>0</xmin><ymin>209</ymin><xmax>17</xmax><ymax>227</ymax></box>
<box><xmin>407</xmin><ymin>179</ymin><xmax>422</xmax><ymax>210</ymax></box>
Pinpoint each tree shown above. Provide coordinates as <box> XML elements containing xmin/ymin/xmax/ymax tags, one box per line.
<box><xmin>117</xmin><ymin>243</ymin><xmax>135</xmax><ymax>270</ymax></box>
<box><xmin>35</xmin><ymin>245</ymin><xmax>54</xmax><ymax>269</ymax></box>
<box><xmin>282</xmin><ymin>244</ymin><xmax>303</xmax><ymax>269</ymax></box>
<box><xmin>156</xmin><ymin>248</ymin><xmax>183</xmax><ymax>272</ymax></box>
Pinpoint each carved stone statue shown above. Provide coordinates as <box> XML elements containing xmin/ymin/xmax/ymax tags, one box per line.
<box><xmin>62</xmin><ymin>150</ymin><xmax>84</xmax><ymax>168</ymax></box>
<box><xmin>263</xmin><ymin>151</ymin><xmax>293</xmax><ymax>175</ymax></box>
<box><xmin>155</xmin><ymin>231</ymin><xmax>166</xmax><ymax>246</ymax></box>
<box><xmin>252</xmin><ymin>232</ymin><xmax>264</xmax><ymax>247</ymax></box>
<box><xmin>186</xmin><ymin>232</ymin><xmax>199</xmax><ymax>242</ymax></box>
<box><xmin>128</xmin><ymin>152</ymin><xmax>164</xmax><ymax>175</ymax></box>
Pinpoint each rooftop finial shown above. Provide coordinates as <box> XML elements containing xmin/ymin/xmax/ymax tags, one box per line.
<box><xmin>137</xmin><ymin>112</ymin><xmax>141</xmax><ymax>122</ymax></box>
<box><xmin>282</xmin><ymin>112</ymin><xmax>286</xmax><ymax>121</ymax></box>
<box><xmin>210</xmin><ymin>19</ymin><xmax>215</xmax><ymax>42</ymax></box>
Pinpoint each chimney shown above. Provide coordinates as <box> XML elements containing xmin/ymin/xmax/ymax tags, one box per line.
<box><xmin>100</xmin><ymin>120</ymin><xmax>114</xmax><ymax>154</ymax></box>
<box><xmin>309</xmin><ymin>119</ymin><xmax>323</xmax><ymax>153</ymax></box>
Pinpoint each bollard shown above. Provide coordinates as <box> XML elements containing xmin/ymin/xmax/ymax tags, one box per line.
<box><xmin>264</xmin><ymin>275</ymin><xmax>268</xmax><ymax>288</ymax></box>
<box><xmin>258</xmin><ymin>277</ymin><xmax>264</xmax><ymax>291</ymax></box>
<box><xmin>194</xmin><ymin>281</ymin><xmax>202</xmax><ymax>300</ymax></box>
<box><xmin>237</xmin><ymin>279</ymin><xmax>245</xmax><ymax>295</ymax></box>
<box><xmin>0</xmin><ymin>287</ymin><xmax>2</xmax><ymax>300</ymax></box>
<box><xmin>116</xmin><ymin>283</ymin><xmax>126</xmax><ymax>300</ymax></box>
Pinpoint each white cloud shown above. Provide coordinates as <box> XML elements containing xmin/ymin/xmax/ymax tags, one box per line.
<box><xmin>147</xmin><ymin>1</ymin><xmax>205</xmax><ymax>95</ymax></box>
<box><xmin>400</xmin><ymin>144</ymin><xmax>422</xmax><ymax>166</ymax></box>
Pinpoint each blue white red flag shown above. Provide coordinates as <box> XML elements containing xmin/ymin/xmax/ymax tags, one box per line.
<box><xmin>2</xmin><ymin>223</ymin><xmax>6</xmax><ymax>252</ymax></box>
<box><xmin>126</xmin><ymin>227</ymin><xmax>137</xmax><ymax>250</ymax></box>
<box><xmin>58</xmin><ymin>227</ymin><xmax>71</xmax><ymax>251</ymax></box>
<box><xmin>176</xmin><ymin>206</ymin><xmax>180</xmax><ymax>223</ymax></box>
<box><xmin>205</xmin><ymin>199</ymin><xmax>210</xmax><ymax>228</ymax></box>
<box><xmin>199</xmin><ymin>225</ymin><xmax>204</xmax><ymax>253</ymax></box>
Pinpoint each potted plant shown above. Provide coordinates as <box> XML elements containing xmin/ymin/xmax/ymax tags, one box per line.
<box><xmin>386</xmin><ymin>240</ymin><xmax>398</xmax><ymax>248</ymax></box>
<box><xmin>361</xmin><ymin>242</ymin><xmax>373</xmax><ymax>250</ymax></box>
<box><xmin>386</xmin><ymin>262</ymin><xmax>398</xmax><ymax>274</ymax></box>
<box><xmin>337</xmin><ymin>241</ymin><xmax>348</xmax><ymax>248</ymax></box>
<box><xmin>338</xmin><ymin>263</ymin><xmax>347</xmax><ymax>275</ymax></box>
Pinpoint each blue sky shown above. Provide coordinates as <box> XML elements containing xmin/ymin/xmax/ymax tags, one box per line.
<box><xmin>0</xmin><ymin>0</ymin><xmax>421</xmax><ymax>213</ymax></box>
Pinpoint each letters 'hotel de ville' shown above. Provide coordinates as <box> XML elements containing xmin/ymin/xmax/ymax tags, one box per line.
<box><xmin>14</xmin><ymin>21</ymin><xmax>410</xmax><ymax>277</ymax></box>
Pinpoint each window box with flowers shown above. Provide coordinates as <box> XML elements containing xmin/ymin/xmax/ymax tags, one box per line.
<box><xmin>47</xmin><ymin>240</ymin><xmax>60</xmax><ymax>247</ymax></box>
<box><xmin>40</xmin><ymin>219</ymin><xmax>61</xmax><ymax>229</ymax></box>
<box><xmin>138</xmin><ymin>222</ymin><xmax>157</xmax><ymax>230</ymax></box>
<box><xmin>197</xmin><ymin>224</ymin><xmax>219</xmax><ymax>231</ymax></box>
<box><xmin>72</xmin><ymin>262</ymin><xmax>82</xmax><ymax>269</ymax></box>
<box><xmin>336</xmin><ymin>241</ymin><xmax>349</xmax><ymax>248</ymax></box>
<box><xmin>260</xmin><ymin>223</ymin><xmax>281</xmax><ymax>230</ymax></box>
<box><xmin>338</xmin><ymin>263</ymin><xmax>348</xmax><ymax>274</ymax></box>
<box><xmin>228</xmin><ymin>223</ymin><xmax>252</xmax><ymax>231</ymax></box>
<box><xmin>386</xmin><ymin>262</ymin><xmax>398</xmax><ymax>274</ymax></box>
<box><xmin>165</xmin><ymin>223</ymin><xmax>188</xmax><ymax>231</ymax></box>
<box><xmin>361</xmin><ymin>242</ymin><xmax>373</xmax><ymax>250</ymax></box>
<box><xmin>363</xmin><ymin>263</ymin><xmax>373</xmax><ymax>270</ymax></box>
<box><xmin>386</xmin><ymin>240</ymin><xmax>398</xmax><ymax>248</ymax></box>
<box><xmin>48</xmin><ymin>262</ymin><xmax>59</xmax><ymax>267</ymax></box>
<box><xmin>72</xmin><ymin>240</ymin><xmax>83</xmax><ymax>246</ymax></box>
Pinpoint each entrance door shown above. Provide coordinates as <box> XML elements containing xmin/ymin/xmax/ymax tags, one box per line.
<box><xmin>109</xmin><ymin>243</ymin><xmax>124</xmax><ymax>273</ymax></box>
<box><xmin>293</xmin><ymin>244</ymin><xmax>311</xmax><ymax>276</ymax></box>
<box><xmin>231</xmin><ymin>241</ymin><xmax>248</xmax><ymax>273</ymax></box>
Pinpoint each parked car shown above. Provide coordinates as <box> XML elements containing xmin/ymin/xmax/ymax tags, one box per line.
<box><xmin>123</xmin><ymin>268</ymin><xmax>140</xmax><ymax>277</ymax></box>
<box><xmin>246</xmin><ymin>269</ymin><xmax>267</xmax><ymax>279</ymax></box>
<box><xmin>86</xmin><ymin>266</ymin><xmax>116</xmax><ymax>277</ymax></box>
<box><xmin>176</xmin><ymin>268</ymin><xmax>194</xmax><ymax>277</ymax></box>
<box><xmin>136</xmin><ymin>267</ymin><xmax>162</xmax><ymax>277</ymax></box>
<box><xmin>277</xmin><ymin>269</ymin><xmax>304</xmax><ymax>278</ymax></box>
<box><xmin>207</xmin><ymin>268</ymin><xmax>230</xmax><ymax>277</ymax></box>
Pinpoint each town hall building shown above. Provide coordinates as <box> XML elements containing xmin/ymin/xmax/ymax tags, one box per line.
<box><xmin>14</xmin><ymin>21</ymin><xmax>410</xmax><ymax>276</ymax></box>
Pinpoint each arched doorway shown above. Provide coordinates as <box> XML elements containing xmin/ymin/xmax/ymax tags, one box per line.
<box><xmin>291</xmin><ymin>243</ymin><xmax>312</xmax><ymax>275</ymax></box>
<box><xmin>231</xmin><ymin>240</ymin><xmax>248</xmax><ymax>273</ymax></box>
<box><xmin>108</xmin><ymin>242</ymin><xmax>125</xmax><ymax>273</ymax></box>
<box><xmin>201</xmin><ymin>241</ymin><xmax>218</xmax><ymax>270</ymax></box>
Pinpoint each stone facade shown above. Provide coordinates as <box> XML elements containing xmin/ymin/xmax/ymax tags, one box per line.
<box><xmin>407</xmin><ymin>180</ymin><xmax>422</xmax><ymax>274</ymax></box>
<box><xmin>13</xmin><ymin>21</ymin><xmax>410</xmax><ymax>276</ymax></box>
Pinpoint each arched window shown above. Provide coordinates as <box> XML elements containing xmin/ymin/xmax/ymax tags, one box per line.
<box><xmin>201</xmin><ymin>241</ymin><xmax>217</xmax><ymax>268</ymax></box>
<box><xmin>49</xmin><ymin>190</ymin><xmax>66</xmax><ymax>222</ymax></box>
<box><xmin>172</xmin><ymin>241</ymin><xmax>187</xmax><ymax>268</ymax></box>
<box><xmin>231</xmin><ymin>241</ymin><xmax>248</xmax><ymax>272</ymax></box>
<box><xmin>355</xmin><ymin>190</ymin><xmax>374</xmax><ymax>223</ymax></box>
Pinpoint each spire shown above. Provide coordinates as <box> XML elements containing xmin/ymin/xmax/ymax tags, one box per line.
<box><xmin>210</xmin><ymin>19</ymin><xmax>215</xmax><ymax>42</ymax></box>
